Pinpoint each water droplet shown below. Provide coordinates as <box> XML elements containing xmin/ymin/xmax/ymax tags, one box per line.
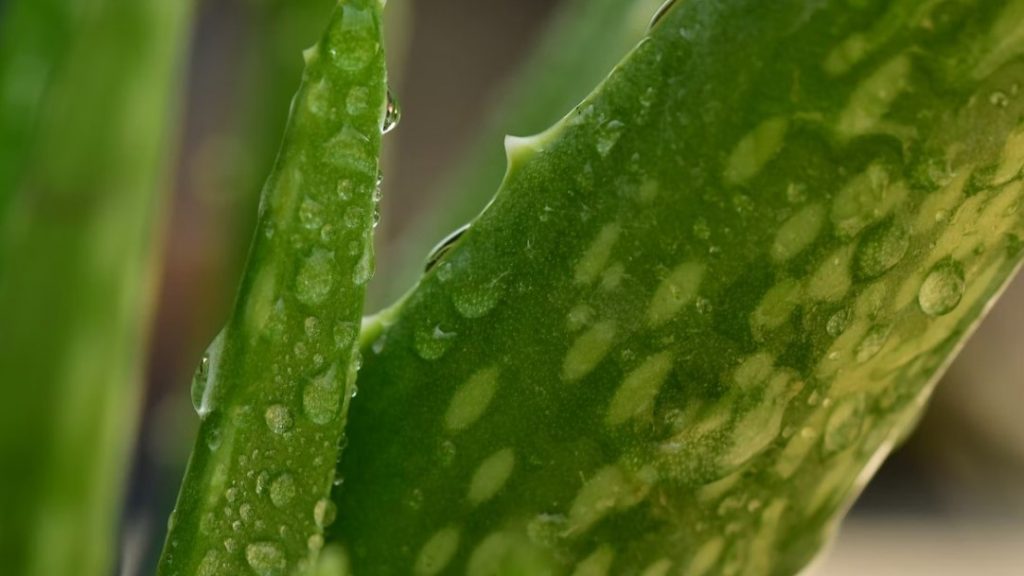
<box><xmin>414</xmin><ymin>324</ymin><xmax>457</xmax><ymax>360</ymax></box>
<box><xmin>299</xmin><ymin>197</ymin><xmax>324</xmax><ymax>231</ymax></box>
<box><xmin>296</xmin><ymin>250</ymin><xmax>335</xmax><ymax>306</ymax></box>
<box><xmin>382</xmin><ymin>88</ymin><xmax>401</xmax><ymax>134</ymax></box>
<box><xmin>307</xmin><ymin>534</ymin><xmax>324</xmax><ymax>552</ymax></box>
<box><xmin>198</xmin><ymin>549</ymin><xmax>224</xmax><ymax>576</ymax></box>
<box><xmin>855</xmin><ymin>324</ymin><xmax>892</xmax><ymax>363</ymax></box>
<box><xmin>205</xmin><ymin>421</ymin><xmax>222</xmax><ymax>451</ymax></box>
<box><xmin>303</xmin><ymin>366</ymin><xmax>341</xmax><ymax>425</ymax></box>
<box><xmin>314</xmin><ymin>499</ymin><xmax>337</xmax><ymax>528</ymax></box>
<box><xmin>191</xmin><ymin>356</ymin><xmax>209</xmax><ymax>412</ymax></box>
<box><xmin>226</xmin><ymin>487</ymin><xmax>239</xmax><ymax>503</ymax></box>
<box><xmin>245</xmin><ymin>541</ymin><xmax>286</xmax><ymax>576</ymax></box>
<box><xmin>453</xmin><ymin>279</ymin><xmax>503</xmax><ymax>319</ymax></box>
<box><xmin>353</xmin><ymin>243</ymin><xmax>375</xmax><ymax>285</ymax></box>
<box><xmin>333</xmin><ymin>5</ymin><xmax>375</xmax><ymax>73</ymax></box>
<box><xmin>346</xmin><ymin>87</ymin><xmax>369</xmax><ymax>117</ymax></box>
<box><xmin>270</xmin><ymin>474</ymin><xmax>296</xmax><ymax>508</ymax></box>
<box><xmin>372</xmin><ymin>171</ymin><xmax>383</xmax><ymax>227</ymax></box>
<box><xmin>826</xmin><ymin>309</ymin><xmax>851</xmax><ymax>337</ymax></box>
<box><xmin>823</xmin><ymin>394</ymin><xmax>866</xmax><ymax>456</ymax></box>
<box><xmin>191</xmin><ymin>330</ymin><xmax>226</xmax><ymax>417</ymax></box>
<box><xmin>264</xmin><ymin>404</ymin><xmax>293</xmax><ymax>434</ymax></box>
<box><xmin>424</xmin><ymin>224</ymin><xmax>470</xmax><ymax>273</ymax></box>
<box><xmin>855</xmin><ymin>218</ymin><xmax>909</xmax><ymax>279</ymax></box>
<box><xmin>918</xmin><ymin>260</ymin><xmax>965</xmax><ymax>317</ymax></box>
<box><xmin>334</xmin><ymin>322</ymin><xmax>357</xmax><ymax>348</ymax></box>
<box><xmin>596</xmin><ymin>120</ymin><xmax>625</xmax><ymax>157</ymax></box>
<box><xmin>990</xmin><ymin>90</ymin><xmax>1010</xmax><ymax>107</ymax></box>
<box><xmin>239</xmin><ymin>503</ymin><xmax>253</xmax><ymax>522</ymax></box>
<box><xmin>256</xmin><ymin>471</ymin><xmax>270</xmax><ymax>495</ymax></box>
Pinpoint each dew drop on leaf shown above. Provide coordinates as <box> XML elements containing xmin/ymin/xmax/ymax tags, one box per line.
<box><xmin>302</xmin><ymin>367</ymin><xmax>341</xmax><ymax>425</ymax></box>
<box><xmin>190</xmin><ymin>354</ymin><xmax>209</xmax><ymax>413</ymax></box>
<box><xmin>295</xmin><ymin>250</ymin><xmax>336</xmax><ymax>306</ymax></box>
<box><xmin>918</xmin><ymin>260</ymin><xmax>965</xmax><ymax>316</ymax></box>
<box><xmin>596</xmin><ymin>119</ymin><xmax>625</xmax><ymax>157</ymax></box>
<box><xmin>353</xmin><ymin>244</ymin><xmax>376</xmax><ymax>285</ymax></box>
<box><xmin>191</xmin><ymin>329</ymin><xmax>225</xmax><ymax>417</ymax></box>
<box><xmin>382</xmin><ymin>88</ymin><xmax>401</xmax><ymax>134</ymax></box>
<box><xmin>314</xmin><ymin>498</ymin><xmax>338</xmax><ymax>528</ymax></box>
<box><xmin>826</xmin><ymin>309</ymin><xmax>851</xmax><ymax>337</ymax></box>
<box><xmin>245</xmin><ymin>541</ymin><xmax>287</xmax><ymax>576</ymax></box>
<box><xmin>452</xmin><ymin>279</ymin><xmax>503</xmax><ymax>319</ymax></box>
<box><xmin>414</xmin><ymin>325</ymin><xmax>456</xmax><ymax>360</ymax></box>
<box><xmin>855</xmin><ymin>324</ymin><xmax>892</xmax><ymax>363</ymax></box>
<box><xmin>264</xmin><ymin>404</ymin><xmax>293</xmax><ymax>434</ymax></box>
<box><xmin>270</xmin><ymin>474</ymin><xmax>296</xmax><ymax>508</ymax></box>
<box><xmin>197</xmin><ymin>549</ymin><xmax>223</xmax><ymax>576</ymax></box>
<box><xmin>854</xmin><ymin>218</ymin><xmax>909</xmax><ymax>279</ymax></box>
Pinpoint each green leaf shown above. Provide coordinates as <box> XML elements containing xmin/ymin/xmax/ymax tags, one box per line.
<box><xmin>0</xmin><ymin>1</ymin><xmax>193</xmax><ymax>574</ymax></box>
<box><xmin>380</xmin><ymin>0</ymin><xmax>666</xmax><ymax>302</ymax></box>
<box><xmin>157</xmin><ymin>1</ymin><xmax>388</xmax><ymax>574</ymax></box>
<box><xmin>329</xmin><ymin>0</ymin><xmax>1024</xmax><ymax>574</ymax></box>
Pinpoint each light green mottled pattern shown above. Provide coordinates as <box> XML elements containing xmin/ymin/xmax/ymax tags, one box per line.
<box><xmin>330</xmin><ymin>0</ymin><xmax>1024</xmax><ymax>574</ymax></box>
<box><xmin>0</xmin><ymin>1</ymin><xmax>193</xmax><ymax>574</ymax></box>
<box><xmin>157</xmin><ymin>1</ymin><xmax>387</xmax><ymax>574</ymax></box>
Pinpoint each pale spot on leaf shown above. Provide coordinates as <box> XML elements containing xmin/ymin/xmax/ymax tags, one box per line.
<box><xmin>562</xmin><ymin>321</ymin><xmax>617</xmax><ymax>382</ymax></box>
<box><xmin>771</xmin><ymin>203</ymin><xmax>826</xmax><ymax>262</ymax></box>
<box><xmin>724</xmin><ymin>117</ymin><xmax>789</xmax><ymax>185</ymax></box>
<box><xmin>575</xmin><ymin>224</ymin><xmax>620</xmax><ymax>285</ymax></box>
<box><xmin>414</xmin><ymin>526</ymin><xmax>460</xmax><ymax>576</ymax></box>
<box><xmin>648</xmin><ymin>262</ymin><xmax>705</xmax><ymax>327</ymax></box>
<box><xmin>837</xmin><ymin>54</ymin><xmax>911</xmax><ymax>139</ymax></box>
<box><xmin>468</xmin><ymin>448</ymin><xmax>515</xmax><ymax>505</ymax></box>
<box><xmin>566</xmin><ymin>465</ymin><xmax>648</xmax><ymax>536</ymax></box>
<box><xmin>445</xmin><ymin>367</ymin><xmax>500</xmax><ymax>432</ymax></box>
<box><xmin>571</xmin><ymin>545</ymin><xmax>614</xmax><ymax>576</ymax></box>
<box><xmin>606</xmin><ymin>351</ymin><xmax>674</xmax><ymax>426</ymax></box>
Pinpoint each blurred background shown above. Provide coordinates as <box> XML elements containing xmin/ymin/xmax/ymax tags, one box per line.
<box><xmin>3</xmin><ymin>0</ymin><xmax>1023</xmax><ymax>574</ymax></box>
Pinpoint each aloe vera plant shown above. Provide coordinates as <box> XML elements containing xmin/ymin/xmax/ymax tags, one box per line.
<box><xmin>157</xmin><ymin>1</ymin><xmax>389</xmax><ymax>574</ymax></box>
<box><xmin>322</xmin><ymin>0</ymin><xmax>1024</xmax><ymax>574</ymax></box>
<box><xmin>0</xmin><ymin>0</ymin><xmax>193</xmax><ymax>575</ymax></box>
<box><xmin>155</xmin><ymin>0</ymin><xmax>1024</xmax><ymax>574</ymax></box>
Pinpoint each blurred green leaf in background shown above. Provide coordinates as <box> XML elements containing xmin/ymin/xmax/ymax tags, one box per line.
<box><xmin>0</xmin><ymin>1</ymin><xmax>193</xmax><ymax>575</ymax></box>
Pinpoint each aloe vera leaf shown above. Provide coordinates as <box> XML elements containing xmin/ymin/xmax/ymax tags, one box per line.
<box><xmin>329</xmin><ymin>0</ymin><xmax>1024</xmax><ymax>574</ymax></box>
<box><xmin>212</xmin><ymin>0</ymin><xmax>338</xmax><ymax>278</ymax></box>
<box><xmin>157</xmin><ymin>1</ymin><xmax>388</xmax><ymax>574</ymax></box>
<box><xmin>0</xmin><ymin>1</ymin><xmax>193</xmax><ymax>574</ymax></box>
<box><xmin>380</xmin><ymin>0</ymin><xmax>665</xmax><ymax>302</ymax></box>
<box><xmin>0</xmin><ymin>0</ymin><xmax>71</xmax><ymax>216</ymax></box>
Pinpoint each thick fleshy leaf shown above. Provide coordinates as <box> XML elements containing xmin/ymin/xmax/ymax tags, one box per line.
<box><xmin>381</xmin><ymin>0</ymin><xmax>666</xmax><ymax>302</ymax></box>
<box><xmin>330</xmin><ymin>0</ymin><xmax>1024</xmax><ymax>574</ymax></box>
<box><xmin>157</xmin><ymin>1</ymin><xmax>388</xmax><ymax>574</ymax></box>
